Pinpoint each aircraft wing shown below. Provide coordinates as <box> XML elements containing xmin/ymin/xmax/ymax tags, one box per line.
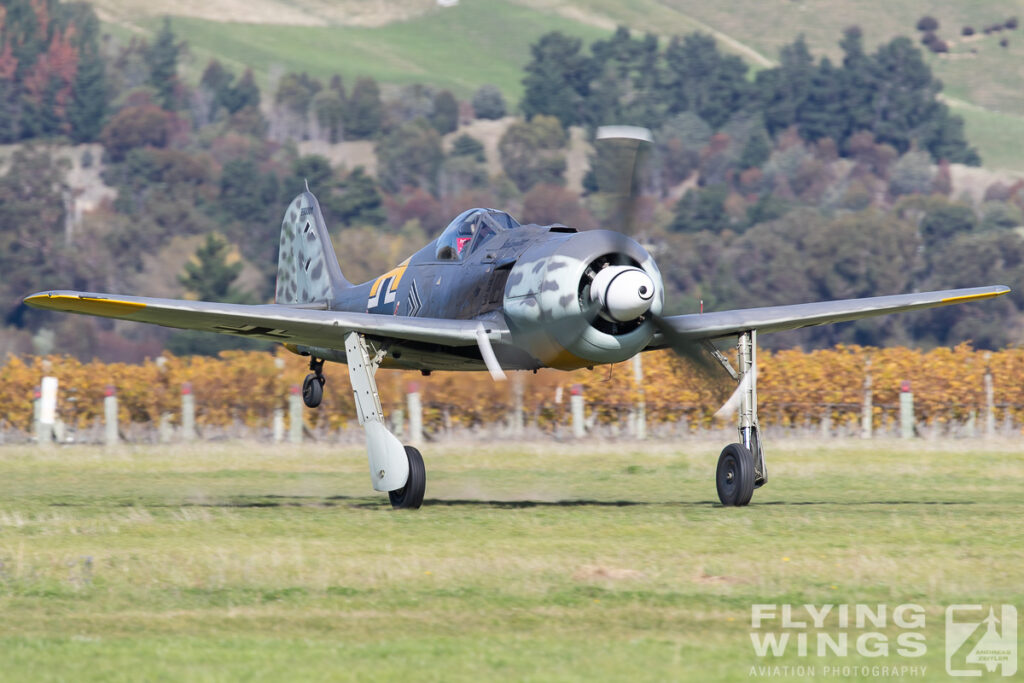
<box><xmin>653</xmin><ymin>286</ymin><xmax>1010</xmax><ymax>342</ymax></box>
<box><xmin>23</xmin><ymin>291</ymin><xmax>507</xmax><ymax>348</ymax></box>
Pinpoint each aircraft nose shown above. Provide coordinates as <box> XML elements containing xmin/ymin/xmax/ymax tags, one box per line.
<box><xmin>591</xmin><ymin>266</ymin><xmax>656</xmax><ymax>322</ymax></box>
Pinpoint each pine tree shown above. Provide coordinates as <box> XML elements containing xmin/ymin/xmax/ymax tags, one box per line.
<box><xmin>739</xmin><ymin>127</ymin><xmax>772</xmax><ymax>169</ymax></box>
<box><xmin>343</xmin><ymin>77</ymin><xmax>382</xmax><ymax>139</ymax></box>
<box><xmin>756</xmin><ymin>36</ymin><xmax>814</xmax><ymax>136</ymax></box>
<box><xmin>178</xmin><ymin>233</ymin><xmax>245</xmax><ymax>302</ymax></box>
<box><xmin>662</xmin><ymin>33</ymin><xmax>750</xmax><ymax>129</ymax></box>
<box><xmin>68</xmin><ymin>11</ymin><xmax>108</xmax><ymax>142</ymax></box>
<box><xmin>219</xmin><ymin>159</ymin><xmax>270</xmax><ymax>224</ymax></box>
<box><xmin>800</xmin><ymin>58</ymin><xmax>847</xmax><ymax>143</ymax></box>
<box><xmin>430</xmin><ymin>90</ymin><xmax>459</xmax><ymax>134</ymax></box>
<box><xmin>312</xmin><ymin>89</ymin><xmax>345</xmax><ymax>142</ymax></box>
<box><xmin>146</xmin><ymin>17</ymin><xmax>181</xmax><ymax>110</ymax></box>
<box><xmin>520</xmin><ymin>31</ymin><xmax>594</xmax><ymax>127</ymax></box>
<box><xmin>838</xmin><ymin>26</ymin><xmax>875</xmax><ymax>142</ymax></box>
<box><xmin>224</xmin><ymin>69</ymin><xmax>260</xmax><ymax>114</ymax></box>
<box><xmin>330</xmin><ymin>167</ymin><xmax>385</xmax><ymax>226</ymax></box>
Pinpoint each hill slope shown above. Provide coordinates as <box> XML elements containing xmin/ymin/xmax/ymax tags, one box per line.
<box><xmin>99</xmin><ymin>0</ymin><xmax>1024</xmax><ymax>171</ymax></box>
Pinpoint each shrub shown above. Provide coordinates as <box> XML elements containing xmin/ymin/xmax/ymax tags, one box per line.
<box><xmin>471</xmin><ymin>85</ymin><xmax>507</xmax><ymax>120</ymax></box>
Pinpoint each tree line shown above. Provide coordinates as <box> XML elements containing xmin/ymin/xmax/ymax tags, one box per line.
<box><xmin>521</xmin><ymin>26</ymin><xmax>978</xmax><ymax>165</ymax></box>
<box><xmin>0</xmin><ymin>1</ymin><xmax>1019</xmax><ymax>361</ymax></box>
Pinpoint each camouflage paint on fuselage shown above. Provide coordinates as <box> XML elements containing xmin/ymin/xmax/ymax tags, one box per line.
<box><xmin>312</xmin><ymin>223</ymin><xmax>564</xmax><ymax>371</ymax></box>
<box><xmin>332</xmin><ymin>224</ymin><xmax>559</xmax><ymax>322</ymax></box>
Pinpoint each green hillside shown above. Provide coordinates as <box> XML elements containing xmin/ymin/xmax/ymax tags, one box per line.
<box><xmin>100</xmin><ymin>0</ymin><xmax>1024</xmax><ymax>171</ymax></box>
<box><xmin>123</xmin><ymin>1</ymin><xmax>612</xmax><ymax>100</ymax></box>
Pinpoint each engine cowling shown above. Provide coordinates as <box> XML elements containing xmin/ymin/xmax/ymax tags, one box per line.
<box><xmin>503</xmin><ymin>229</ymin><xmax>663</xmax><ymax>369</ymax></box>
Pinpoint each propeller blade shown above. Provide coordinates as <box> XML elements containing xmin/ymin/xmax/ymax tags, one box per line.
<box><xmin>476</xmin><ymin>323</ymin><xmax>506</xmax><ymax>381</ymax></box>
<box><xmin>650</xmin><ymin>314</ymin><xmax>736</xmax><ymax>407</ymax></box>
<box><xmin>593</xmin><ymin>126</ymin><xmax>653</xmax><ymax>236</ymax></box>
<box><xmin>596</xmin><ymin>125</ymin><xmax>653</xmax><ymax>144</ymax></box>
<box><xmin>713</xmin><ymin>368</ymin><xmax>754</xmax><ymax>420</ymax></box>
<box><xmin>651</xmin><ymin>315</ymin><xmax>723</xmax><ymax>378</ymax></box>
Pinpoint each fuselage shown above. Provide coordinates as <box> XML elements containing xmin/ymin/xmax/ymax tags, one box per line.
<box><xmin>293</xmin><ymin>211</ymin><xmax>664</xmax><ymax>373</ymax></box>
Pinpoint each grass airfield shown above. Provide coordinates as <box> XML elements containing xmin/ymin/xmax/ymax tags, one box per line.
<box><xmin>0</xmin><ymin>439</ymin><xmax>1021</xmax><ymax>681</ymax></box>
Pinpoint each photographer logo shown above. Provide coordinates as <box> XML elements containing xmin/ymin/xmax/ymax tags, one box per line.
<box><xmin>945</xmin><ymin>605</ymin><xmax>1017</xmax><ymax>677</ymax></box>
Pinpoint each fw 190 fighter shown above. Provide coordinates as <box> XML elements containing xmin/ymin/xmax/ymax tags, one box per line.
<box><xmin>25</xmin><ymin>128</ymin><xmax>1009</xmax><ymax>509</ymax></box>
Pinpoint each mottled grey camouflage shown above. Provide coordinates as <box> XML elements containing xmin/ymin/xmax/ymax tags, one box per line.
<box><xmin>275</xmin><ymin>192</ymin><xmax>349</xmax><ymax>305</ymax></box>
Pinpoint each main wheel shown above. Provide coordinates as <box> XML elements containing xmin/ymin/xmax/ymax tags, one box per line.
<box><xmin>716</xmin><ymin>443</ymin><xmax>756</xmax><ymax>506</ymax></box>
<box><xmin>302</xmin><ymin>373</ymin><xmax>324</xmax><ymax>408</ymax></box>
<box><xmin>389</xmin><ymin>446</ymin><xmax>426</xmax><ymax>510</ymax></box>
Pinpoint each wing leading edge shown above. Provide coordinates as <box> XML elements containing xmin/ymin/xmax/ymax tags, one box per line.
<box><xmin>653</xmin><ymin>286</ymin><xmax>1010</xmax><ymax>343</ymax></box>
<box><xmin>23</xmin><ymin>291</ymin><xmax>508</xmax><ymax>349</ymax></box>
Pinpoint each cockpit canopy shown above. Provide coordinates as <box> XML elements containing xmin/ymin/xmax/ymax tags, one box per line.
<box><xmin>435</xmin><ymin>208</ymin><xmax>521</xmax><ymax>260</ymax></box>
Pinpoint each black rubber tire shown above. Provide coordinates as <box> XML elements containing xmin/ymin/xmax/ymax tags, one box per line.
<box><xmin>716</xmin><ymin>443</ymin><xmax>756</xmax><ymax>506</ymax></box>
<box><xmin>302</xmin><ymin>373</ymin><xmax>323</xmax><ymax>408</ymax></box>
<box><xmin>389</xmin><ymin>446</ymin><xmax>426</xmax><ymax>510</ymax></box>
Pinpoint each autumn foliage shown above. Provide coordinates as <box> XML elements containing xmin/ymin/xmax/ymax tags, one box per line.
<box><xmin>1</xmin><ymin>345</ymin><xmax>1023</xmax><ymax>435</ymax></box>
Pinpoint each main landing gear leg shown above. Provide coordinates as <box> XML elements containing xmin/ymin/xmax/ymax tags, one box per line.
<box><xmin>715</xmin><ymin>330</ymin><xmax>767</xmax><ymax>506</ymax></box>
<box><xmin>344</xmin><ymin>332</ymin><xmax>425</xmax><ymax>509</ymax></box>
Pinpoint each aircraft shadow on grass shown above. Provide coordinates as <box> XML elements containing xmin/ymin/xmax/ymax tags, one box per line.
<box><xmin>44</xmin><ymin>494</ymin><xmax>982</xmax><ymax>509</ymax></box>
<box><xmin>125</xmin><ymin>496</ymin><xmax>982</xmax><ymax>509</ymax></box>
<box><xmin>60</xmin><ymin>495</ymin><xmax>662</xmax><ymax>509</ymax></box>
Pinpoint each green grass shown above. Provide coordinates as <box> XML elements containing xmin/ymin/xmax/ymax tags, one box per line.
<box><xmin>0</xmin><ymin>439</ymin><xmax>1021</xmax><ymax>680</ymax></box>
<box><xmin>146</xmin><ymin>2</ymin><xmax>612</xmax><ymax>100</ymax></box>
<box><xmin>954</xmin><ymin>105</ymin><xmax>1024</xmax><ymax>172</ymax></box>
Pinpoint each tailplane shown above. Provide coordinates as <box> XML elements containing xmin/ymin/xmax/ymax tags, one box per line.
<box><xmin>275</xmin><ymin>191</ymin><xmax>350</xmax><ymax>305</ymax></box>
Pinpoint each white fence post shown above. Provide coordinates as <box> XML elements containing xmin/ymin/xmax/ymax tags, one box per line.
<box><xmin>273</xmin><ymin>408</ymin><xmax>285</xmax><ymax>443</ymax></box>
<box><xmin>571</xmin><ymin>383</ymin><xmax>585</xmax><ymax>439</ymax></box>
<box><xmin>104</xmin><ymin>385</ymin><xmax>119</xmax><ymax>446</ymax></box>
<box><xmin>407</xmin><ymin>382</ymin><xmax>422</xmax><ymax>445</ymax></box>
<box><xmin>511</xmin><ymin>373</ymin><xmax>524</xmax><ymax>437</ymax></box>
<box><xmin>899</xmin><ymin>380</ymin><xmax>914</xmax><ymax>439</ymax></box>
<box><xmin>860</xmin><ymin>360</ymin><xmax>873</xmax><ymax>440</ymax></box>
<box><xmin>632</xmin><ymin>355</ymin><xmax>646</xmax><ymax>440</ymax></box>
<box><xmin>181</xmin><ymin>382</ymin><xmax>196</xmax><ymax>442</ymax></box>
<box><xmin>288</xmin><ymin>385</ymin><xmax>303</xmax><ymax>444</ymax></box>
<box><xmin>985</xmin><ymin>358</ymin><xmax>996</xmax><ymax>438</ymax></box>
<box><xmin>38</xmin><ymin>376</ymin><xmax>58</xmax><ymax>445</ymax></box>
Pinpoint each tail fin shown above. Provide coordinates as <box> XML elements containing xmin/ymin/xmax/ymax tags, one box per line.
<box><xmin>275</xmin><ymin>191</ymin><xmax>350</xmax><ymax>305</ymax></box>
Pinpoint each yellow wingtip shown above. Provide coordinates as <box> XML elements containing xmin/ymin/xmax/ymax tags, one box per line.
<box><xmin>25</xmin><ymin>293</ymin><xmax>147</xmax><ymax>316</ymax></box>
<box><xmin>941</xmin><ymin>288</ymin><xmax>1010</xmax><ymax>304</ymax></box>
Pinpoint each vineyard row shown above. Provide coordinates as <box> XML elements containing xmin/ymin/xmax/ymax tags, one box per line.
<box><xmin>1</xmin><ymin>344</ymin><xmax>1022</xmax><ymax>437</ymax></box>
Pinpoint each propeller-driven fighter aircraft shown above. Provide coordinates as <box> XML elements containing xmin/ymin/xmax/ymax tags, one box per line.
<box><xmin>25</xmin><ymin>130</ymin><xmax>1009</xmax><ymax>509</ymax></box>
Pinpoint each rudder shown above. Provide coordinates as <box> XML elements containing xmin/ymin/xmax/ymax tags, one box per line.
<box><xmin>275</xmin><ymin>191</ymin><xmax>350</xmax><ymax>305</ymax></box>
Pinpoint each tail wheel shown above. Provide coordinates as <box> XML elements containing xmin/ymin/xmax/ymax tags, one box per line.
<box><xmin>716</xmin><ymin>443</ymin><xmax>755</xmax><ymax>506</ymax></box>
<box><xmin>389</xmin><ymin>446</ymin><xmax>426</xmax><ymax>510</ymax></box>
<box><xmin>302</xmin><ymin>373</ymin><xmax>324</xmax><ymax>408</ymax></box>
